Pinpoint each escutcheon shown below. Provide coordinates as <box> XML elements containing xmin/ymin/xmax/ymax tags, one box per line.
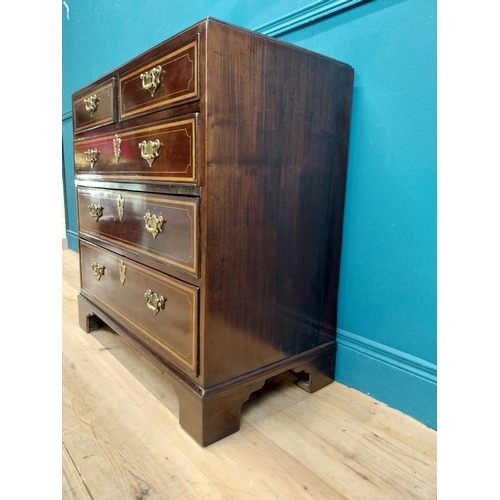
<box><xmin>113</xmin><ymin>134</ymin><xmax>122</xmax><ymax>162</ymax></box>
<box><xmin>118</xmin><ymin>260</ymin><xmax>126</xmax><ymax>285</ymax></box>
<box><xmin>117</xmin><ymin>194</ymin><xmax>124</xmax><ymax>221</ymax></box>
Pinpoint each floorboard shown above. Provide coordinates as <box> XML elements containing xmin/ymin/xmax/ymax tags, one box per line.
<box><xmin>62</xmin><ymin>248</ymin><xmax>436</xmax><ymax>499</ymax></box>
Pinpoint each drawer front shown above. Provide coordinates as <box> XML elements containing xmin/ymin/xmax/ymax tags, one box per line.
<box><xmin>119</xmin><ymin>39</ymin><xmax>199</xmax><ymax>120</ymax></box>
<box><xmin>73</xmin><ymin>79</ymin><xmax>116</xmax><ymax>133</ymax></box>
<box><xmin>78</xmin><ymin>187</ymin><xmax>199</xmax><ymax>275</ymax></box>
<box><xmin>74</xmin><ymin>115</ymin><xmax>197</xmax><ymax>183</ymax></box>
<box><xmin>80</xmin><ymin>240</ymin><xmax>199</xmax><ymax>375</ymax></box>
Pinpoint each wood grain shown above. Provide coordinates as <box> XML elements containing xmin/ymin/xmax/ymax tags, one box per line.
<box><xmin>63</xmin><ymin>248</ymin><xmax>436</xmax><ymax>499</ymax></box>
<box><xmin>63</xmin><ymin>443</ymin><xmax>92</xmax><ymax>500</ymax></box>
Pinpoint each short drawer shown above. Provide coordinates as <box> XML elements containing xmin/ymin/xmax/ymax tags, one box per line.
<box><xmin>78</xmin><ymin>187</ymin><xmax>199</xmax><ymax>276</ymax></box>
<box><xmin>80</xmin><ymin>240</ymin><xmax>199</xmax><ymax>376</ymax></box>
<box><xmin>119</xmin><ymin>39</ymin><xmax>199</xmax><ymax>120</ymax></box>
<box><xmin>73</xmin><ymin>78</ymin><xmax>116</xmax><ymax>133</ymax></box>
<box><xmin>74</xmin><ymin>115</ymin><xmax>198</xmax><ymax>183</ymax></box>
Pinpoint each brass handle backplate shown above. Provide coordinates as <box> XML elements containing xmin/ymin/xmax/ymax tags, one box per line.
<box><xmin>91</xmin><ymin>262</ymin><xmax>105</xmax><ymax>281</ymax></box>
<box><xmin>140</xmin><ymin>66</ymin><xmax>162</xmax><ymax>97</ymax></box>
<box><xmin>84</xmin><ymin>94</ymin><xmax>99</xmax><ymax>116</ymax></box>
<box><xmin>84</xmin><ymin>148</ymin><xmax>100</xmax><ymax>169</ymax></box>
<box><xmin>144</xmin><ymin>211</ymin><xmax>164</xmax><ymax>239</ymax></box>
<box><xmin>138</xmin><ymin>139</ymin><xmax>160</xmax><ymax>168</ymax></box>
<box><xmin>144</xmin><ymin>289</ymin><xmax>165</xmax><ymax>316</ymax></box>
<box><xmin>89</xmin><ymin>204</ymin><xmax>104</xmax><ymax>222</ymax></box>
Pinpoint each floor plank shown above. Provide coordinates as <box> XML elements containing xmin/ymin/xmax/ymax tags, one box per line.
<box><xmin>62</xmin><ymin>248</ymin><xmax>437</xmax><ymax>499</ymax></box>
<box><xmin>63</xmin><ymin>443</ymin><xmax>92</xmax><ymax>500</ymax></box>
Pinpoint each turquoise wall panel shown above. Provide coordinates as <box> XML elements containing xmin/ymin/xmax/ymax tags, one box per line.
<box><xmin>278</xmin><ymin>0</ymin><xmax>436</xmax><ymax>427</ymax></box>
<box><xmin>62</xmin><ymin>113</ymin><xmax>78</xmax><ymax>251</ymax></box>
<box><xmin>281</xmin><ymin>0</ymin><xmax>437</xmax><ymax>364</ymax></box>
<box><xmin>62</xmin><ymin>0</ymin><xmax>437</xmax><ymax>429</ymax></box>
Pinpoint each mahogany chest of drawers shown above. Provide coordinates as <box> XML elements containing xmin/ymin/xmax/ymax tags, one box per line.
<box><xmin>73</xmin><ymin>17</ymin><xmax>354</xmax><ymax>446</ymax></box>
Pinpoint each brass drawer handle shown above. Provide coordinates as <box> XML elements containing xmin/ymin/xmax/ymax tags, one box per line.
<box><xmin>84</xmin><ymin>94</ymin><xmax>99</xmax><ymax>116</ymax></box>
<box><xmin>138</xmin><ymin>139</ymin><xmax>160</xmax><ymax>168</ymax></box>
<box><xmin>144</xmin><ymin>289</ymin><xmax>165</xmax><ymax>316</ymax></box>
<box><xmin>143</xmin><ymin>211</ymin><xmax>164</xmax><ymax>239</ymax></box>
<box><xmin>89</xmin><ymin>203</ymin><xmax>104</xmax><ymax>222</ymax></box>
<box><xmin>84</xmin><ymin>148</ymin><xmax>100</xmax><ymax>169</ymax></box>
<box><xmin>91</xmin><ymin>262</ymin><xmax>105</xmax><ymax>281</ymax></box>
<box><xmin>140</xmin><ymin>66</ymin><xmax>162</xmax><ymax>97</ymax></box>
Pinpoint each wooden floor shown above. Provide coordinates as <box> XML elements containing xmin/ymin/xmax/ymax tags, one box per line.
<box><xmin>62</xmin><ymin>247</ymin><xmax>437</xmax><ymax>499</ymax></box>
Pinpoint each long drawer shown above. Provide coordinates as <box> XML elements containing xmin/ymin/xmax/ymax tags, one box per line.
<box><xmin>74</xmin><ymin>115</ymin><xmax>198</xmax><ymax>184</ymax></box>
<box><xmin>80</xmin><ymin>240</ymin><xmax>199</xmax><ymax>376</ymax></box>
<box><xmin>78</xmin><ymin>186</ymin><xmax>199</xmax><ymax>276</ymax></box>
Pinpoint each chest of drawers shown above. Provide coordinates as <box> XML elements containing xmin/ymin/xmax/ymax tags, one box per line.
<box><xmin>73</xmin><ymin>17</ymin><xmax>354</xmax><ymax>446</ymax></box>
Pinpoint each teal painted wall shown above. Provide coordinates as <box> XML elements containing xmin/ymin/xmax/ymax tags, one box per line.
<box><xmin>62</xmin><ymin>0</ymin><xmax>437</xmax><ymax>428</ymax></box>
<box><xmin>279</xmin><ymin>0</ymin><xmax>437</xmax><ymax>427</ymax></box>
